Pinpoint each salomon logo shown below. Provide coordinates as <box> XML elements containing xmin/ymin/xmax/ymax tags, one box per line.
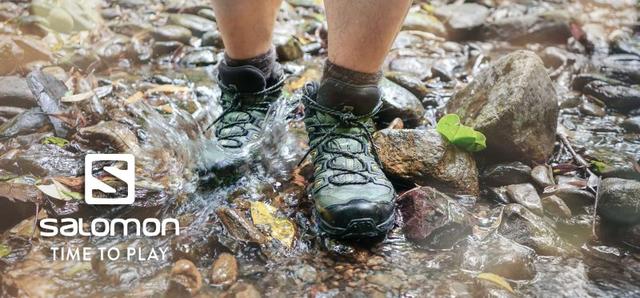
<box><xmin>84</xmin><ymin>154</ymin><xmax>135</xmax><ymax>205</ymax></box>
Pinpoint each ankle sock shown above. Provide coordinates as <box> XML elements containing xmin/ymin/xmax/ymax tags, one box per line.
<box><xmin>321</xmin><ymin>60</ymin><xmax>382</xmax><ymax>86</ymax></box>
<box><xmin>317</xmin><ymin>60</ymin><xmax>383</xmax><ymax>115</ymax></box>
<box><xmin>224</xmin><ymin>48</ymin><xmax>276</xmax><ymax>79</ymax></box>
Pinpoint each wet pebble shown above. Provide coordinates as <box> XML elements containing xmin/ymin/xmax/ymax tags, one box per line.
<box><xmin>202</xmin><ymin>31</ymin><xmax>223</xmax><ymax>48</ymax></box>
<box><xmin>621</xmin><ymin>117</ymin><xmax>640</xmax><ymax>133</ymax></box>
<box><xmin>0</xmin><ymin>76</ymin><xmax>37</xmax><ymax>108</ymax></box>
<box><xmin>181</xmin><ymin>49</ymin><xmax>217</xmax><ymax>66</ymax></box>
<box><xmin>542</xmin><ymin>195</ymin><xmax>572</xmax><ymax>219</ymax></box>
<box><xmin>210</xmin><ymin>253</ymin><xmax>238</xmax><ymax>287</ymax></box>
<box><xmin>583</xmin><ymin>81</ymin><xmax>640</xmax><ymax>112</ymax></box>
<box><xmin>579</xmin><ymin>100</ymin><xmax>607</xmax><ymax>117</ymax></box>
<box><xmin>275</xmin><ymin>36</ymin><xmax>303</xmax><ymax>62</ymax></box>
<box><xmin>168</xmin><ymin>259</ymin><xmax>203</xmax><ymax>296</ymax></box>
<box><xmin>481</xmin><ymin>162</ymin><xmax>532</xmax><ymax>187</ymax></box>
<box><xmin>221</xmin><ymin>282</ymin><xmax>261</xmax><ymax>298</ymax></box>
<box><xmin>402</xmin><ymin>12</ymin><xmax>446</xmax><ymax>37</ymax></box>
<box><xmin>531</xmin><ymin>165</ymin><xmax>555</xmax><ymax>188</ymax></box>
<box><xmin>398</xmin><ymin>187</ymin><xmax>471</xmax><ymax>248</ymax></box>
<box><xmin>506</xmin><ymin>183</ymin><xmax>543</xmax><ymax>215</ymax></box>
<box><xmin>499</xmin><ymin>204</ymin><xmax>575</xmax><ymax>256</ymax></box>
<box><xmin>462</xmin><ymin>234</ymin><xmax>537</xmax><ymax>280</ymax></box>
<box><xmin>168</xmin><ymin>13</ymin><xmax>217</xmax><ymax>37</ymax></box>
<box><xmin>598</xmin><ymin>178</ymin><xmax>640</xmax><ymax>225</ymax></box>
<box><xmin>385</xmin><ymin>71</ymin><xmax>429</xmax><ymax>99</ymax></box>
<box><xmin>434</xmin><ymin>3</ymin><xmax>489</xmax><ymax>38</ymax></box>
<box><xmin>153</xmin><ymin>41</ymin><xmax>183</xmax><ymax>57</ymax></box>
<box><xmin>379</xmin><ymin>78</ymin><xmax>425</xmax><ymax>127</ymax></box>
<box><xmin>152</xmin><ymin>25</ymin><xmax>192</xmax><ymax>44</ymax></box>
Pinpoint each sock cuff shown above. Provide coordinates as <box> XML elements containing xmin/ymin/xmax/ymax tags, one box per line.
<box><xmin>322</xmin><ymin>60</ymin><xmax>382</xmax><ymax>86</ymax></box>
<box><xmin>224</xmin><ymin>48</ymin><xmax>276</xmax><ymax>77</ymax></box>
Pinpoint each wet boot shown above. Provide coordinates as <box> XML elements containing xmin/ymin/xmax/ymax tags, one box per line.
<box><xmin>301</xmin><ymin>79</ymin><xmax>396</xmax><ymax>239</ymax></box>
<box><xmin>201</xmin><ymin>61</ymin><xmax>284</xmax><ymax>184</ymax></box>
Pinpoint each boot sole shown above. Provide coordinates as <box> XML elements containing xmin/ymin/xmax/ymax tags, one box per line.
<box><xmin>315</xmin><ymin>209</ymin><xmax>395</xmax><ymax>240</ymax></box>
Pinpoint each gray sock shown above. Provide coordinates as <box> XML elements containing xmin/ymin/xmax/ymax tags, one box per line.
<box><xmin>321</xmin><ymin>60</ymin><xmax>382</xmax><ymax>86</ymax></box>
<box><xmin>224</xmin><ymin>48</ymin><xmax>277</xmax><ymax>78</ymax></box>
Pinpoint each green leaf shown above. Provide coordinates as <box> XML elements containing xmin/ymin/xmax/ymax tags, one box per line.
<box><xmin>435</xmin><ymin>114</ymin><xmax>461</xmax><ymax>141</ymax></box>
<box><xmin>0</xmin><ymin>244</ymin><xmax>10</xmax><ymax>258</ymax></box>
<box><xmin>436</xmin><ymin>114</ymin><xmax>487</xmax><ymax>152</ymax></box>
<box><xmin>42</xmin><ymin>136</ymin><xmax>69</xmax><ymax>147</ymax></box>
<box><xmin>590</xmin><ymin>160</ymin><xmax>608</xmax><ymax>174</ymax></box>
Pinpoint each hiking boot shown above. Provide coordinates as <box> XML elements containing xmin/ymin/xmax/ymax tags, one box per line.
<box><xmin>201</xmin><ymin>62</ymin><xmax>284</xmax><ymax>183</ymax></box>
<box><xmin>301</xmin><ymin>79</ymin><xmax>396</xmax><ymax>239</ymax></box>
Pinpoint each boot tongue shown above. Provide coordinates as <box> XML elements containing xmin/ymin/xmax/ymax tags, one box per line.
<box><xmin>317</xmin><ymin>78</ymin><xmax>381</xmax><ymax>116</ymax></box>
<box><xmin>218</xmin><ymin>62</ymin><xmax>267</xmax><ymax>93</ymax></box>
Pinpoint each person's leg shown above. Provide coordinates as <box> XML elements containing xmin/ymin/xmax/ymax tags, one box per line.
<box><xmin>324</xmin><ymin>0</ymin><xmax>412</xmax><ymax>73</ymax></box>
<box><xmin>304</xmin><ymin>0</ymin><xmax>411</xmax><ymax>239</ymax></box>
<box><xmin>204</xmin><ymin>0</ymin><xmax>284</xmax><ymax>178</ymax></box>
<box><xmin>211</xmin><ymin>0</ymin><xmax>282</xmax><ymax>60</ymax></box>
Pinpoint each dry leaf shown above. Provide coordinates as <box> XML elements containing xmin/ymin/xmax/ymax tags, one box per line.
<box><xmin>36</xmin><ymin>180</ymin><xmax>83</xmax><ymax>201</ymax></box>
<box><xmin>125</xmin><ymin>91</ymin><xmax>144</xmax><ymax>104</ymax></box>
<box><xmin>477</xmin><ymin>273</ymin><xmax>515</xmax><ymax>294</ymax></box>
<box><xmin>250</xmin><ymin>201</ymin><xmax>295</xmax><ymax>248</ymax></box>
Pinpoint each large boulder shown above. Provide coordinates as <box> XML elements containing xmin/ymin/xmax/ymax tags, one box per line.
<box><xmin>446</xmin><ymin>50</ymin><xmax>559</xmax><ymax>163</ymax></box>
<box><xmin>373</xmin><ymin>128</ymin><xmax>479</xmax><ymax>196</ymax></box>
<box><xmin>598</xmin><ymin>178</ymin><xmax>640</xmax><ymax>225</ymax></box>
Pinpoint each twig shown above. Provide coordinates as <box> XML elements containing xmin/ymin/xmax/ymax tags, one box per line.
<box><xmin>557</xmin><ymin>132</ymin><xmax>601</xmax><ymax>238</ymax></box>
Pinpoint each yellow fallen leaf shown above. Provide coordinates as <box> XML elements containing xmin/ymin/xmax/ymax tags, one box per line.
<box><xmin>145</xmin><ymin>85</ymin><xmax>190</xmax><ymax>94</ymax></box>
<box><xmin>250</xmin><ymin>201</ymin><xmax>295</xmax><ymax>248</ymax></box>
<box><xmin>125</xmin><ymin>91</ymin><xmax>144</xmax><ymax>104</ymax></box>
<box><xmin>477</xmin><ymin>273</ymin><xmax>515</xmax><ymax>294</ymax></box>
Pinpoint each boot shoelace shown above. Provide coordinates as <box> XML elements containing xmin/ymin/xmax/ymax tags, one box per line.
<box><xmin>299</xmin><ymin>93</ymin><xmax>383</xmax><ymax>186</ymax></box>
<box><xmin>206</xmin><ymin>78</ymin><xmax>285</xmax><ymax>148</ymax></box>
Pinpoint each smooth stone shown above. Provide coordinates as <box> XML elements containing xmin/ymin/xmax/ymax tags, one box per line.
<box><xmin>579</xmin><ymin>100</ymin><xmax>607</xmax><ymax>117</ymax></box>
<box><xmin>167</xmin><ymin>259</ymin><xmax>202</xmax><ymax>296</ymax></box>
<box><xmin>385</xmin><ymin>71</ymin><xmax>430</xmax><ymax>99</ymax></box>
<box><xmin>152</xmin><ymin>25</ymin><xmax>192</xmax><ymax>44</ymax></box>
<box><xmin>275</xmin><ymin>36</ymin><xmax>303</xmax><ymax>61</ymax></box>
<box><xmin>180</xmin><ymin>49</ymin><xmax>216</xmax><ymax>66</ymax></box>
<box><xmin>481</xmin><ymin>162</ymin><xmax>532</xmax><ymax>187</ymax></box>
<box><xmin>550</xmin><ymin>187</ymin><xmax>595</xmax><ymax>212</ymax></box>
<box><xmin>598</xmin><ymin>178</ymin><xmax>640</xmax><ymax>225</ymax></box>
<box><xmin>152</xmin><ymin>41</ymin><xmax>183</xmax><ymax>57</ymax></box>
<box><xmin>542</xmin><ymin>195</ymin><xmax>572</xmax><ymax>219</ymax></box>
<box><xmin>584</xmin><ymin>81</ymin><xmax>640</xmax><ymax>112</ymax></box>
<box><xmin>446</xmin><ymin>51</ymin><xmax>558</xmax><ymax>163</ymax></box>
<box><xmin>0</xmin><ymin>76</ymin><xmax>37</xmax><ymax>108</ymax></box>
<box><xmin>378</xmin><ymin>78</ymin><xmax>425</xmax><ymax>127</ymax></box>
<box><xmin>499</xmin><ymin>204</ymin><xmax>576</xmax><ymax>256</ymax></box>
<box><xmin>374</xmin><ymin>129</ymin><xmax>480</xmax><ymax>196</ymax></box>
<box><xmin>622</xmin><ymin>117</ymin><xmax>640</xmax><ymax>133</ymax></box>
<box><xmin>201</xmin><ymin>31</ymin><xmax>223</xmax><ymax>48</ymax></box>
<box><xmin>434</xmin><ymin>3</ymin><xmax>489</xmax><ymax>38</ymax></box>
<box><xmin>461</xmin><ymin>234</ymin><xmax>536</xmax><ymax>280</ymax></box>
<box><xmin>506</xmin><ymin>183</ymin><xmax>544</xmax><ymax>215</ymax></box>
<box><xmin>168</xmin><ymin>13</ymin><xmax>217</xmax><ymax>37</ymax></box>
<box><xmin>531</xmin><ymin>165</ymin><xmax>555</xmax><ymax>188</ymax></box>
<box><xmin>47</xmin><ymin>7</ymin><xmax>74</xmax><ymax>33</ymax></box>
<box><xmin>485</xmin><ymin>187</ymin><xmax>510</xmax><ymax>204</ymax></box>
<box><xmin>398</xmin><ymin>187</ymin><xmax>471</xmax><ymax>248</ymax></box>
<box><xmin>402</xmin><ymin>12</ymin><xmax>447</xmax><ymax>37</ymax></box>
<box><xmin>209</xmin><ymin>253</ymin><xmax>238</xmax><ymax>287</ymax></box>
